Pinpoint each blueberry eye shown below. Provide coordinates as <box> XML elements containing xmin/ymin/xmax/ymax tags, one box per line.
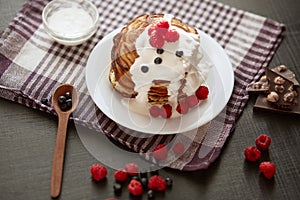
<box><xmin>141</xmin><ymin>65</ymin><xmax>149</xmax><ymax>73</ymax></box>
<box><xmin>176</xmin><ymin>50</ymin><xmax>183</xmax><ymax>57</ymax></box>
<box><xmin>154</xmin><ymin>57</ymin><xmax>162</xmax><ymax>64</ymax></box>
<box><xmin>156</xmin><ymin>48</ymin><xmax>164</xmax><ymax>54</ymax></box>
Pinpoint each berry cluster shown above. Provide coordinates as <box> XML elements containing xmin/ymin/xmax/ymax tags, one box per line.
<box><xmin>115</xmin><ymin>163</ymin><xmax>172</xmax><ymax>198</ymax></box>
<box><xmin>148</xmin><ymin>20</ymin><xmax>179</xmax><ymax>48</ymax></box>
<box><xmin>149</xmin><ymin>85</ymin><xmax>209</xmax><ymax>118</ymax></box>
<box><xmin>58</xmin><ymin>91</ymin><xmax>72</xmax><ymax>111</ymax></box>
<box><xmin>244</xmin><ymin>134</ymin><xmax>276</xmax><ymax>179</ymax></box>
<box><xmin>90</xmin><ymin>163</ymin><xmax>173</xmax><ymax>199</ymax></box>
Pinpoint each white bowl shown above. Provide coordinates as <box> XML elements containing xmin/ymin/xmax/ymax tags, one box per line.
<box><xmin>42</xmin><ymin>0</ymin><xmax>99</xmax><ymax>46</ymax></box>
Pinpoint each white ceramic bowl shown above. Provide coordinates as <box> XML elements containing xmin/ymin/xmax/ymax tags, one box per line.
<box><xmin>42</xmin><ymin>0</ymin><xmax>99</xmax><ymax>46</ymax></box>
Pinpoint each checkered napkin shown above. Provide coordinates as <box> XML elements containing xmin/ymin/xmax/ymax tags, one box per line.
<box><xmin>0</xmin><ymin>0</ymin><xmax>284</xmax><ymax>171</ymax></box>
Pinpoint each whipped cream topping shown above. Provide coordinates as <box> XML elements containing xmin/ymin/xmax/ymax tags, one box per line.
<box><xmin>123</xmin><ymin>15</ymin><xmax>212</xmax><ymax>118</ymax></box>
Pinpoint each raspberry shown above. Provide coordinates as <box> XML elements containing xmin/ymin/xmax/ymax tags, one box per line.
<box><xmin>124</xmin><ymin>163</ymin><xmax>139</xmax><ymax>176</ymax></box>
<box><xmin>160</xmin><ymin>104</ymin><xmax>172</xmax><ymax>118</ymax></box>
<box><xmin>255</xmin><ymin>134</ymin><xmax>271</xmax><ymax>151</ymax></box>
<box><xmin>90</xmin><ymin>164</ymin><xmax>107</xmax><ymax>181</ymax></box>
<box><xmin>149</xmin><ymin>32</ymin><xmax>165</xmax><ymax>48</ymax></box>
<box><xmin>148</xmin><ymin>175</ymin><xmax>167</xmax><ymax>191</ymax></box>
<box><xmin>259</xmin><ymin>162</ymin><xmax>276</xmax><ymax>179</ymax></box>
<box><xmin>186</xmin><ymin>95</ymin><xmax>199</xmax><ymax>108</ymax></box>
<box><xmin>114</xmin><ymin>168</ymin><xmax>128</xmax><ymax>182</ymax></box>
<box><xmin>153</xmin><ymin>144</ymin><xmax>168</xmax><ymax>160</ymax></box>
<box><xmin>156</xmin><ymin>20</ymin><xmax>170</xmax><ymax>29</ymax></box>
<box><xmin>155</xmin><ymin>20</ymin><xmax>169</xmax><ymax>35</ymax></box>
<box><xmin>148</xmin><ymin>24</ymin><xmax>156</xmax><ymax>36</ymax></box>
<box><xmin>172</xmin><ymin>142</ymin><xmax>184</xmax><ymax>155</ymax></box>
<box><xmin>195</xmin><ymin>85</ymin><xmax>209</xmax><ymax>100</ymax></box>
<box><xmin>128</xmin><ymin>180</ymin><xmax>143</xmax><ymax>196</ymax></box>
<box><xmin>165</xmin><ymin>29</ymin><xmax>179</xmax><ymax>42</ymax></box>
<box><xmin>176</xmin><ymin>101</ymin><xmax>189</xmax><ymax>114</ymax></box>
<box><xmin>244</xmin><ymin>146</ymin><xmax>261</xmax><ymax>162</ymax></box>
<box><xmin>149</xmin><ymin>105</ymin><xmax>160</xmax><ymax>117</ymax></box>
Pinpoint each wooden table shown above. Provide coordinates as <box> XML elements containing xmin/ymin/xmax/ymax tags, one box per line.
<box><xmin>1</xmin><ymin>0</ymin><xmax>299</xmax><ymax>199</ymax></box>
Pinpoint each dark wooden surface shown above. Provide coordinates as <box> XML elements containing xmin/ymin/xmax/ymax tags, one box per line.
<box><xmin>0</xmin><ymin>0</ymin><xmax>299</xmax><ymax>199</ymax></box>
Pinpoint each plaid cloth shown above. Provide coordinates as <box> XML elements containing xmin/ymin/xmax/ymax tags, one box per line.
<box><xmin>0</xmin><ymin>0</ymin><xmax>284</xmax><ymax>171</ymax></box>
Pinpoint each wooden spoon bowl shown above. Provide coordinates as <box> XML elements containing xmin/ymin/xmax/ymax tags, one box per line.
<box><xmin>51</xmin><ymin>84</ymin><xmax>79</xmax><ymax>114</ymax></box>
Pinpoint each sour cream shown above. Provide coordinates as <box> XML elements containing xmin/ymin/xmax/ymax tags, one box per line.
<box><xmin>47</xmin><ymin>7</ymin><xmax>94</xmax><ymax>38</ymax></box>
<box><xmin>42</xmin><ymin>0</ymin><xmax>98</xmax><ymax>45</ymax></box>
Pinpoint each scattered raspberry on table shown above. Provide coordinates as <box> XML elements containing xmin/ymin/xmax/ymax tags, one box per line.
<box><xmin>244</xmin><ymin>146</ymin><xmax>261</xmax><ymax>162</ymax></box>
<box><xmin>128</xmin><ymin>179</ymin><xmax>143</xmax><ymax>196</ymax></box>
<box><xmin>148</xmin><ymin>175</ymin><xmax>167</xmax><ymax>191</ymax></box>
<box><xmin>114</xmin><ymin>168</ymin><xmax>128</xmax><ymax>182</ymax></box>
<box><xmin>259</xmin><ymin>161</ymin><xmax>276</xmax><ymax>179</ymax></box>
<box><xmin>255</xmin><ymin>134</ymin><xmax>271</xmax><ymax>151</ymax></box>
<box><xmin>90</xmin><ymin>164</ymin><xmax>107</xmax><ymax>181</ymax></box>
<box><xmin>124</xmin><ymin>163</ymin><xmax>139</xmax><ymax>177</ymax></box>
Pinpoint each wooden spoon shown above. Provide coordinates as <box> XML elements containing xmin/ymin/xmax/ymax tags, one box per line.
<box><xmin>50</xmin><ymin>84</ymin><xmax>78</xmax><ymax>198</ymax></box>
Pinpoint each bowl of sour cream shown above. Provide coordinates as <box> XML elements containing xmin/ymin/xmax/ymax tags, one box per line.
<box><xmin>42</xmin><ymin>0</ymin><xmax>99</xmax><ymax>46</ymax></box>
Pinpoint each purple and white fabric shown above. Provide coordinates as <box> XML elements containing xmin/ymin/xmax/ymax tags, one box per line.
<box><xmin>0</xmin><ymin>0</ymin><xmax>285</xmax><ymax>170</ymax></box>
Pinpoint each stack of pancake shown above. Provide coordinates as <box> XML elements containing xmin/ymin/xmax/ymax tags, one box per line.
<box><xmin>109</xmin><ymin>14</ymin><xmax>198</xmax><ymax>105</ymax></box>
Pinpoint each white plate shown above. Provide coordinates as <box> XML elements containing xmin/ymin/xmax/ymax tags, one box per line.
<box><xmin>85</xmin><ymin>28</ymin><xmax>234</xmax><ymax>134</ymax></box>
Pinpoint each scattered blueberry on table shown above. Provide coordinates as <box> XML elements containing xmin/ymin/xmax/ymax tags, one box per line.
<box><xmin>41</xmin><ymin>98</ymin><xmax>49</xmax><ymax>105</ymax></box>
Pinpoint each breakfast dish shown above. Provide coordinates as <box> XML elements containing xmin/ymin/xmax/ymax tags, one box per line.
<box><xmin>109</xmin><ymin>14</ymin><xmax>212</xmax><ymax>118</ymax></box>
<box><xmin>85</xmin><ymin>16</ymin><xmax>234</xmax><ymax>134</ymax></box>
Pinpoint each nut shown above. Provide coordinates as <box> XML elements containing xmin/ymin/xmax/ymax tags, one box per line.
<box><xmin>267</xmin><ymin>92</ymin><xmax>279</xmax><ymax>103</ymax></box>
<box><xmin>260</xmin><ymin>75</ymin><xmax>268</xmax><ymax>82</ymax></box>
<box><xmin>274</xmin><ymin>85</ymin><xmax>285</xmax><ymax>93</ymax></box>
<box><xmin>277</xmin><ymin>65</ymin><xmax>287</xmax><ymax>72</ymax></box>
<box><xmin>261</xmin><ymin>82</ymin><xmax>269</xmax><ymax>90</ymax></box>
<box><xmin>292</xmin><ymin>90</ymin><xmax>298</xmax><ymax>97</ymax></box>
<box><xmin>283</xmin><ymin>92</ymin><xmax>295</xmax><ymax>103</ymax></box>
<box><xmin>274</xmin><ymin>76</ymin><xmax>285</xmax><ymax>85</ymax></box>
<box><xmin>290</xmin><ymin>73</ymin><xmax>295</xmax><ymax>79</ymax></box>
<box><xmin>253</xmin><ymin>82</ymin><xmax>262</xmax><ymax>89</ymax></box>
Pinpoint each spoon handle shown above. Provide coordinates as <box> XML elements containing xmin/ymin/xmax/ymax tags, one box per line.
<box><xmin>51</xmin><ymin>114</ymin><xmax>69</xmax><ymax>198</ymax></box>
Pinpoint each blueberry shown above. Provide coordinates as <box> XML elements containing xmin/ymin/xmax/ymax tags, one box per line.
<box><xmin>165</xmin><ymin>177</ymin><xmax>173</xmax><ymax>187</ymax></box>
<box><xmin>175</xmin><ymin>50</ymin><xmax>183</xmax><ymax>57</ymax></box>
<box><xmin>65</xmin><ymin>92</ymin><xmax>72</xmax><ymax>100</ymax></box>
<box><xmin>140</xmin><ymin>177</ymin><xmax>148</xmax><ymax>189</ymax></box>
<box><xmin>141</xmin><ymin>65</ymin><xmax>149</xmax><ymax>73</ymax></box>
<box><xmin>41</xmin><ymin>98</ymin><xmax>48</xmax><ymax>105</ymax></box>
<box><xmin>147</xmin><ymin>190</ymin><xmax>155</xmax><ymax>199</ymax></box>
<box><xmin>140</xmin><ymin>172</ymin><xmax>148</xmax><ymax>178</ymax></box>
<box><xmin>66</xmin><ymin>99</ymin><xmax>72</xmax><ymax>109</ymax></box>
<box><xmin>131</xmin><ymin>176</ymin><xmax>140</xmax><ymax>181</ymax></box>
<box><xmin>58</xmin><ymin>95</ymin><xmax>66</xmax><ymax>104</ymax></box>
<box><xmin>154</xmin><ymin>57</ymin><xmax>162</xmax><ymax>64</ymax></box>
<box><xmin>113</xmin><ymin>183</ymin><xmax>122</xmax><ymax>195</ymax></box>
<box><xmin>150</xmin><ymin>170</ymin><xmax>159</xmax><ymax>176</ymax></box>
<box><xmin>156</xmin><ymin>48</ymin><xmax>164</xmax><ymax>54</ymax></box>
<box><xmin>60</xmin><ymin>102</ymin><xmax>68</xmax><ymax>111</ymax></box>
